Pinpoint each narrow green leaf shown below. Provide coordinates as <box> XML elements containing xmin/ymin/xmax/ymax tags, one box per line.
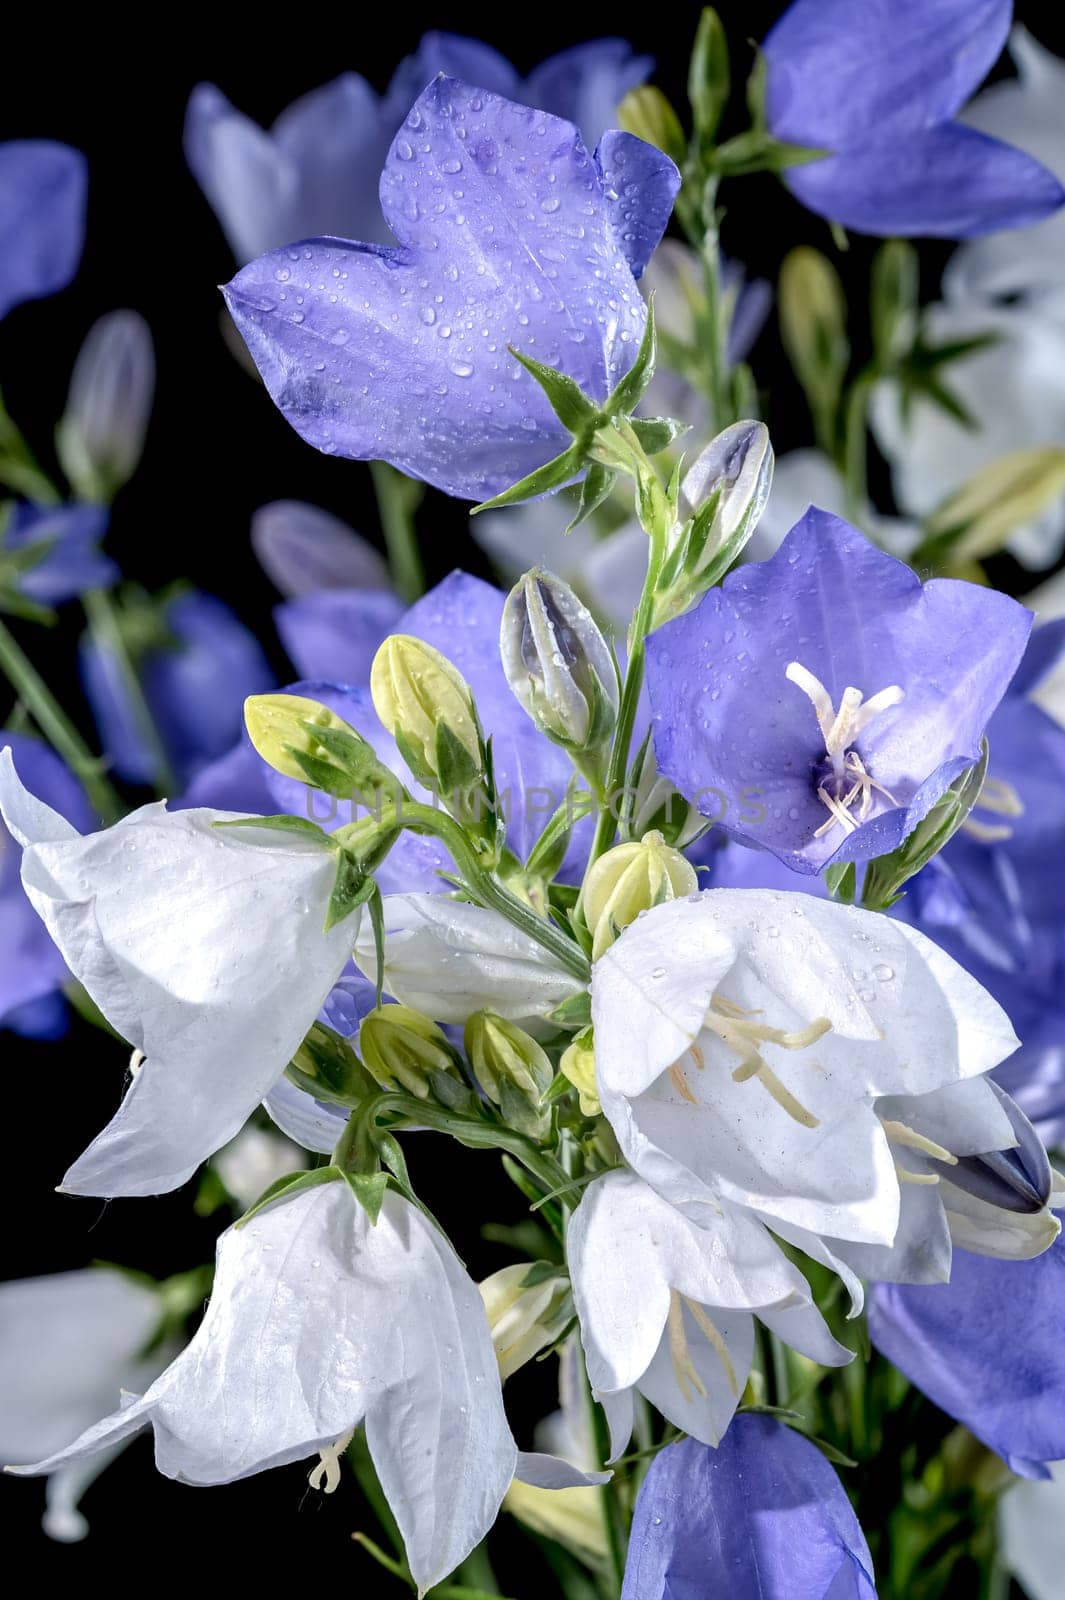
<box><xmin>689</xmin><ymin>8</ymin><xmax>730</xmax><ymax>146</ymax></box>
<box><xmin>236</xmin><ymin>1164</ymin><xmax>339</xmax><ymax>1228</ymax></box>
<box><xmin>214</xmin><ymin>814</ymin><xmax>334</xmax><ymax>845</ymax></box>
<box><xmin>508</xmin><ymin>346</ymin><xmax>598</xmax><ymax>432</ymax></box>
<box><xmin>607</xmin><ymin>298</ymin><xmax>658</xmax><ymax>417</ymax></box>
<box><xmin>471</xmin><ymin>443</ymin><xmax>584</xmax><ymax>514</ymax></box>
<box><xmin>566</xmin><ymin>463</ymin><xmax>617</xmax><ymax>532</ymax></box>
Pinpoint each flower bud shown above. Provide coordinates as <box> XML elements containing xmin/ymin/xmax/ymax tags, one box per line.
<box><xmin>56</xmin><ymin>310</ymin><xmax>155</xmax><ymax>503</ymax></box>
<box><xmin>359</xmin><ymin>1004</ymin><xmax>461</xmax><ymax>1099</ymax></box>
<box><xmin>244</xmin><ymin>691</ymin><xmax>397</xmax><ymax>798</ymax></box>
<box><xmin>500</xmin><ymin>569</ymin><xmax>619</xmax><ymax>758</ymax></box>
<box><xmin>680</xmin><ymin>420</ymin><xmax>773</xmax><ymax>573</ymax></box>
<box><xmin>559</xmin><ymin>1030</ymin><xmax>600</xmax><ymax>1117</ymax></box>
<box><xmin>479</xmin><ymin>1263</ymin><xmax>572</xmax><ymax>1380</ymax></box>
<box><xmin>289</xmin><ymin>1022</ymin><xmax>379</xmax><ymax>1106</ymax></box>
<box><xmin>617</xmin><ymin>87</ymin><xmax>687</xmax><ymax>164</ymax></box>
<box><xmin>582</xmin><ymin>830</ymin><xmax>698</xmax><ymax>961</ymax></box>
<box><xmin>778</xmin><ymin>247</ymin><xmax>849</xmax><ymax>428</ymax></box>
<box><xmin>923</xmin><ymin>447</ymin><xmax>1065</xmax><ymax>565</ymax></box>
<box><xmin>465</xmin><ymin>1009</ymin><xmax>554</xmax><ymax>1137</ymax></box>
<box><xmin>370</xmin><ymin>634</ymin><xmax>484</xmax><ymax>802</ymax></box>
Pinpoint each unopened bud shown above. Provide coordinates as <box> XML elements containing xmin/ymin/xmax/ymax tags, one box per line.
<box><xmin>933</xmin><ymin>1085</ymin><xmax>1061</xmax><ymax>1260</ymax></box>
<box><xmin>244</xmin><ymin>692</ymin><xmax>396</xmax><ymax>798</ymax></box>
<box><xmin>500</xmin><ymin>569</ymin><xmax>619</xmax><ymax>758</ymax></box>
<box><xmin>559</xmin><ymin>1029</ymin><xmax>599</xmax><ymax>1117</ymax></box>
<box><xmin>779</xmin><ymin>248</ymin><xmax>849</xmax><ymax>427</ymax></box>
<box><xmin>617</xmin><ymin>87</ymin><xmax>687</xmax><ymax>164</ymax></box>
<box><xmin>370</xmin><ymin>634</ymin><xmax>484</xmax><ymax>801</ymax></box>
<box><xmin>57</xmin><ymin>310</ymin><xmax>155</xmax><ymax>503</ymax></box>
<box><xmin>289</xmin><ymin>1022</ymin><xmax>379</xmax><ymax>1106</ymax></box>
<box><xmin>582</xmin><ymin>830</ymin><xmax>698</xmax><ymax>960</ymax></box>
<box><xmin>359</xmin><ymin>1004</ymin><xmax>461</xmax><ymax>1099</ymax></box>
<box><xmin>924</xmin><ymin>447</ymin><xmax>1065</xmax><ymax>565</ymax></box>
<box><xmin>479</xmin><ymin>1263</ymin><xmax>572</xmax><ymax>1379</ymax></box>
<box><xmin>465</xmin><ymin>1009</ymin><xmax>554</xmax><ymax>1137</ymax></box>
<box><xmin>681</xmin><ymin>420</ymin><xmax>773</xmax><ymax>571</ymax></box>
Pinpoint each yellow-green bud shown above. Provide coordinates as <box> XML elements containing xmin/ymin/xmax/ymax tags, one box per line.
<box><xmin>500</xmin><ymin>569</ymin><xmax>619</xmax><ymax>756</ymax></box>
<box><xmin>359</xmin><ymin>1004</ymin><xmax>461</xmax><ymax>1099</ymax></box>
<box><xmin>244</xmin><ymin>691</ymin><xmax>394</xmax><ymax>797</ymax></box>
<box><xmin>924</xmin><ymin>447</ymin><xmax>1065</xmax><ymax>564</ymax></box>
<box><xmin>779</xmin><ymin>247</ymin><xmax>849</xmax><ymax>430</ymax></box>
<box><xmin>582</xmin><ymin>830</ymin><xmax>698</xmax><ymax>960</ymax></box>
<box><xmin>465</xmin><ymin>1010</ymin><xmax>554</xmax><ymax>1137</ymax></box>
<box><xmin>289</xmin><ymin>1022</ymin><xmax>379</xmax><ymax>1106</ymax></box>
<box><xmin>479</xmin><ymin>1263</ymin><xmax>572</xmax><ymax>1380</ymax></box>
<box><xmin>370</xmin><ymin>634</ymin><xmax>484</xmax><ymax>800</ymax></box>
<box><xmin>617</xmin><ymin>86</ymin><xmax>687</xmax><ymax>164</ymax></box>
<box><xmin>559</xmin><ymin>1029</ymin><xmax>600</xmax><ymax>1117</ymax></box>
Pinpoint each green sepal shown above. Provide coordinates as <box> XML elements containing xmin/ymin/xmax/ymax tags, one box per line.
<box><xmin>297</xmin><ymin>716</ymin><xmax>398</xmax><ymax>794</ymax></box>
<box><xmin>470</xmin><ymin>442</ymin><xmax>585</xmax><ymax>514</ymax></box>
<box><xmin>499</xmin><ymin>1075</ymin><xmax>550</xmax><ymax>1140</ymax></box>
<box><xmin>629</xmin><ymin>416</ymin><xmax>688</xmax><ymax>455</ymax></box>
<box><xmin>711</xmin><ymin>129</ymin><xmax>827</xmax><ymax>178</ymax></box>
<box><xmin>861</xmin><ymin>741</ymin><xmax>990</xmax><ymax>912</ymax></box>
<box><xmin>434</xmin><ymin>715</ymin><xmax>482</xmax><ymax>798</ymax></box>
<box><xmin>430</xmin><ymin>1068</ymin><xmax>479</xmax><ymax>1113</ymax></box>
<box><xmin>689</xmin><ymin>7</ymin><xmax>730</xmax><ymax>147</ymax></box>
<box><xmin>213</xmin><ymin>814</ymin><xmax>334</xmax><ymax>846</ymax></box>
<box><xmin>286</xmin><ymin>744</ymin><xmax>366</xmax><ymax>799</ymax></box>
<box><xmin>341</xmin><ymin>1168</ymin><xmax>389</xmax><ymax>1225</ymax></box>
<box><xmin>548</xmin><ymin>990</ymin><xmax>592</xmax><ymax>1031</ymax></box>
<box><xmin>824</xmin><ymin>862</ymin><xmax>857</xmax><ymax>903</ymax></box>
<box><xmin>366</xmin><ymin>879</ymin><xmax>387</xmax><ymax>1009</ymax></box>
<box><xmin>507</xmin><ymin>346</ymin><xmax>600</xmax><ymax>433</ymax></box>
<box><xmin>520</xmin><ymin>1259</ymin><xmax>566</xmax><ymax>1289</ymax></box>
<box><xmin>606</xmin><ymin>298</ymin><xmax>658</xmax><ymax>418</ymax></box>
<box><xmin>566</xmin><ymin>463</ymin><xmax>617</xmax><ymax>532</ymax></box>
<box><xmin>288</xmin><ymin>1021</ymin><xmax>379</xmax><ymax>1106</ymax></box>
<box><xmin>325</xmin><ymin>850</ymin><xmax>376</xmax><ymax>931</ymax></box>
<box><xmin>235</xmin><ymin>1164</ymin><xmax>340</xmax><ymax>1228</ymax></box>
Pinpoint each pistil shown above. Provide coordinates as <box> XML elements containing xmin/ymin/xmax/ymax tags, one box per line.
<box><xmin>308</xmin><ymin>1427</ymin><xmax>356</xmax><ymax>1493</ymax></box>
<box><xmin>786</xmin><ymin>662</ymin><xmax>905</xmax><ymax>835</ymax></box>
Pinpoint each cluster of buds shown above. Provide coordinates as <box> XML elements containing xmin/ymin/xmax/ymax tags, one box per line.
<box><xmin>359</xmin><ymin>1004</ymin><xmax>463</xmax><ymax>1101</ymax></box>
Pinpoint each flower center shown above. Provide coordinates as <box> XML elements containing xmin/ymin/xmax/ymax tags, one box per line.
<box><xmin>785</xmin><ymin>662</ymin><xmax>905</xmax><ymax>837</ymax></box>
<box><xmin>681</xmin><ymin>993</ymin><xmax>832</xmax><ymax>1128</ymax></box>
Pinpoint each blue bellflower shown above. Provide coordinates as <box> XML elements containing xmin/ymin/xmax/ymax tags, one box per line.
<box><xmin>2</xmin><ymin>504</ymin><xmax>116</xmax><ymax>607</ymax></box>
<box><xmin>223</xmin><ymin>77</ymin><xmax>679</xmax><ymax>501</ymax></box>
<box><xmin>81</xmin><ymin>591</ymin><xmax>273</xmax><ymax>788</ymax></box>
<box><xmin>871</xmin><ymin>1233</ymin><xmax>1065</xmax><ymax>1478</ymax></box>
<box><xmin>0</xmin><ymin>733</ymin><xmax>92</xmax><ymax>1038</ymax></box>
<box><xmin>186</xmin><ymin>36</ymin><xmax>651</xmax><ymax>263</ymax></box>
<box><xmin>622</xmin><ymin>1418</ymin><xmax>877</xmax><ymax>1600</ymax></box>
<box><xmin>0</xmin><ymin>142</ymin><xmax>86</xmax><ymax>321</ymax></box>
<box><xmin>645</xmin><ymin>509</ymin><xmax>1031</xmax><ymax>874</ymax></box>
<box><xmin>763</xmin><ymin>0</ymin><xmax>1065</xmax><ymax>237</ymax></box>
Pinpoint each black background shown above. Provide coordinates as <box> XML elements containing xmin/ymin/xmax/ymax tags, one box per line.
<box><xmin>1</xmin><ymin>3</ymin><xmax>1062</xmax><ymax>1587</ymax></box>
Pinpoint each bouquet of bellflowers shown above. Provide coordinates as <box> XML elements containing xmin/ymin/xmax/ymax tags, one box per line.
<box><xmin>6</xmin><ymin>5</ymin><xmax>1065</xmax><ymax>1597</ymax></box>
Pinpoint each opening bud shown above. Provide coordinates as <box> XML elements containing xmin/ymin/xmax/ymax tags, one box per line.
<box><xmin>359</xmin><ymin>1003</ymin><xmax>462</xmax><ymax>1100</ymax></box>
<box><xmin>582</xmin><ymin>830</ymin><xmax>698</xmax><ymax>961</ymax></box>
<box><xmin>559</xmin><ymin>1029</ymin><xmax>599</xmax><ymax>1117</ymax></box>
<box><xmin>500</xmin><ymin>569</ymin><xmax>619</xmax><ymax>760</ymax></box>
<box><xmin>465</xmin><ymin>1009</ymin><xmax>554</xmax><ymax>1138</ymax></box>
<box><xmin>288</xmin><ymin>1022</ymin><xmax>379</xmax><ymax>1107</ymax></box>
<box><xmin>244</xmin><ymin>692</ymin><xmax>397</xmax><ymax>799</ymax></box>
<box><xmin>479</xmin><ymin>1263</ymin><xmax>573</xmax><ymax>1379</ymax></box>
<box><xmin>370</xmin><ymin>634</ymin><xmax>485</xmax><ymax>804</ymax></box>
<box><xmin>627</xmin><ymin>732</ymin><xmax>707</xmax><ymax>848</ymax></box>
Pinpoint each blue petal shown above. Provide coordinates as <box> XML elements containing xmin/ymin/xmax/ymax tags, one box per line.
<box><xmin>275</xmin><ymin>588</ymin><xmax>405</xmax><ymax>681</ymax></box>
<box><xmin>525</xmin><ymin>40</ymin><xmax>653</xmax><ymax>148</ymax></box>
<box><xmin>764</xmin><ymin>0</ymin><xmax>1010</xmax><ymax>146</ymax></box>
<box><xmin>870</xmin><ymin>1237</ymin><xmax>1065</xmax><ymax>1473</ymax></box>
<box><xmin>173</xmin><ymin>738</ymin><xmax>277</xmax><ymax>814</ymax></box>
<box><xmin>0</xmin><ymin>142</ymin><xmax>86</xmax><ymax>321</ymax></box>
<box><xmin>595</xmin><ymin>131</ymin><xmax>682</xmax><ymax>281</ymax></box>
<box><xmin>784</xmin><ymin>122</ymin><xmax>1065</xmax><ymax>240</ymax></box>
<box><xmin>622</xmin><ymin>1419</ymin><xmax>877</xmax><ymax>1600</ymax></box>
<box><xmin>6</xmin><ymin>503</ymin><xmax>115</xmax><ymax>605</ymax></box>
<box><xmin>223</xmin><ymin>77</ymin><xmax>674</xmax><ymax>501</ymax></box>
<box><xmin>384</xmin><ymin>34</ymin><xmax>518</xmax><ymax>121</ymax></box>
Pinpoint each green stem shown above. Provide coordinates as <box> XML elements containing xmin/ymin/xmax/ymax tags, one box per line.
<box><xmin>82</xmin><ymin>588</ymin><xmax>178</xmax><ymax>797</ymax></box>
<box><xmin>399</xmin><ymin>800</ymin><xmax>590</xmax><ymax>983</ymax></box>
<box><xmin>0</xmin><ymin>391</ymin><xmax>62</xmax><ymax>506</ymax></box>
<box><xmin>0</xmin><ymin>615</ymin><xmax>122</xmax><ymax>821</ymax></box>
<box><xmin>371</xmin><ymin>460</ymin><xmax>425</xmax><ymax>604</ymax></box>
<box><xmin>841</xmin><ymin>370</ymin><xmax>874</xmax><ymax>526</ymax></box>
<box><xmin>580</xmin><ymin>1346</ymin><xmax>628</xmax><ymax>1598</ymax></box>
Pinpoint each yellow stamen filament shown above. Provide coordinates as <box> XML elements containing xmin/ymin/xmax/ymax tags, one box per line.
<box><xmin>684</xmin><ymin>1297</ymin><xmax>740</xmax><ymax>1397</ymax></box>
<box><xmin>894</xmin><ymin>1163</ymin><xmax>940</xmax><ymax>1186</ymax></box>
<box><xmin>961</xmin><ymin>773</ymin><xmax>1025</xmax><ymax>842</ymax></box>
<box><xmin>701</xmin><ymin>998</ymin><xmax>830</xmax><ymax>1128</ymax></box>
<box><xmin>882</xmin><ymin>1120</ymin><xmax>957</xmax><ymax>1165</ymax></box>
<box><xmin>669</xmin><ymin>1063</ymin><xmax>698</xmax><ymax>1103</ymax></box>
<box><xmin>667</xmin><ymin>1290</ymin><xmax>708</xmax><ymax>1403</ymax></box>
<box><xmin>308</xmin><ymin>1427</ymin><xmax>356</xmax><ymax>1493</ymax></box>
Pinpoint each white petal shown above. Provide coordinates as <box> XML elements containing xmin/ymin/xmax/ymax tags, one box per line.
<box><xmin>0</xmin><ymin>1268</ymin><xmax>161</xmax><ymax>1463</ymax></box>
<box><xmin>944</xmin><ymin>1185</ymin><xmax>1062</xmax><ymax>1260</ymax></box>
<box><xmin>638</xmin><ymin>1305</ymin><xmax>754</xmax><ymax>1448</ymax></box>
<box><xmin>365</xmin><ymin>1197</ymin><xmax>517</xmax><ymax>1595</ymax></box>
<box><xmin>877</xmin><ymin>1077</ymin><xmax>1016</xmax><ymax>1158</ymax></box>
<box><xmin>0</xmin><ymin>749</ymin><xmax>356</xmax><ymax>1195</ymax></box>
<box><xmin>212</xmin><ymin>1125</ymin><xmax>307</xmax><ymax>1209</ymax></box>
<box><xmin>262</xmin><ymin>1074</ymin><xmax>349</xmax><ymax>1155</ymax></box>
<box><xmin>514</xmin><ymin>1452</ymin><xmax>610</xmax><ymax>1489</ymax></box>
<box><xmin>355</xmin><ymin>893</ymin><xmax>581</xmax><ymax>1023</ymax></box>
<box><xmin>1000</xmin><ymin>1460</ymin><xmax>1065</xmax><ymax>1600</ymax></box>
<box><xmin>829</xmin><ymin>1172</ymin><xmax>953</xmax><ymax>1286</ymax></box>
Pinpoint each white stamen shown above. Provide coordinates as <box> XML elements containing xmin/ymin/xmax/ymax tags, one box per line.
<box><xmin>667</xmin><ymin>1290</ymin><xmax>708</xmax><ymax>1404</ymax></box>
<box><xmin>786</xmin><ymin>662</ymin><xmax>905</xmax><ymax>835</ymax></box>
<box><xmin>308</xmin><ymin>1427</ymin><xmax>356</xmax><ymax>1494</ymax></box>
